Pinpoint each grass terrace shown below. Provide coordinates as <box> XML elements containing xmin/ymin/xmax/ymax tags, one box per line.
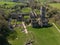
<box><xmin>11</xmin><ymin>19</ymin><xmax>22</xmax><ymax>25</ymax></box>
<box><xmin>0</xmin><ymin>2</ymin><xmax>27</xmax><ymax>8</ymax></box>
<box><xmin>21</xmin><ymin>7</ymin><xmax>31</xmax><ymax>13</ymax></box>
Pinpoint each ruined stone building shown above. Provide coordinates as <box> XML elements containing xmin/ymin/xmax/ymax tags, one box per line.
<box><xmin>30</xmin><ymin>6</ymin><xmax>49</xmax><ymax>28</ymax></box>
<box><xmin>39</xmin><ymin>6</ymin><xmax>49</xmax><ymax>27</ymax></box>
<box><xmin>30</xmin><ymin>11</ymin><xmax>39</xmax><ymax>28</ymax></box>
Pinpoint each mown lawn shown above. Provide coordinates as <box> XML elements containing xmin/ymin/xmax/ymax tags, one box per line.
<box><xmin>49</xmin><ymin>3</ymin><xmax>60</xmax><ymax>9</ymax></box>
<box><xmin>8</xmin><ymin>27</ymin><xmax>27</xmax><ymax>45</ymax></box>
<box><xmin>8</xmin><ymin>21</ymin><xmax>33</xmax><ymax>45</ymax></box>
<box><xmin>8</xmin><ymin>24</ymin><xmax>60</xmax><ymax>45</ymax></box>
<box><xmin>8</xmin><ymin>26</ymin><xmax>34</xmax><ymax>45</ymax></box>
<box><xmin>27</xmin><ymin>26</ymin><xmax>60</xmax><ymax>45</ymax></box>
<box><xmin>21</xmin><ymin>7</ymin><xmax>31</xmax><ymax>13</ymax></box>
<box><xmin>0</xmin><ymin>2</ymin><xmax>26</xmax><ymax>8</ymax></box>
<box><xmin>9</xmin><ymin>18</ymin><xmax>60</xmax><ymax>45</ymax></box>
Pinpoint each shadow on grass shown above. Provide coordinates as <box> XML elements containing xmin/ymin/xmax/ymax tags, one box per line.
<box><xmin>32</xmin><ymin>23</ymin><xmax>53</xmax><ymax>29</ymax></box>
<box><xmin>0</xmin><ymin>36</ymin><xmax>11</xmax><ymax>45</ymax></box>
<box><xmin>8</xmin><ymin>31</ymin><xmax>17</xmax><ymax>40</ymax></box>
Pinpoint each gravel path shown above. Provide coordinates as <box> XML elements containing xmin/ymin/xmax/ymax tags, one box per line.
<box><xmin>22</xmin><ymin>21</ymin><xmax>28</xmax><ymax>34</ymax></box>
<box><xmin>52</xmin><ymin>23</ymin><xmax>60</xmax><ymax>32</ymax></box>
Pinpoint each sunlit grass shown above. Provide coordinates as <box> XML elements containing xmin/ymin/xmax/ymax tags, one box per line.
<box><xmin>49</xmin><ymin>3</ymin><xmax>60</xmax><ymax>9</ymax></box>
<box><xmin>21</xmin><ymin>7</ymin><xmax>31</xmax><ymax>13</ymax></box>
<box><xmin>27</xmin><ymin>26</ymin><xmax>60</xmax><ymax>45</ymax></box>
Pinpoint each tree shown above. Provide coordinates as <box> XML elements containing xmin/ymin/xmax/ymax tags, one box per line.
<box><xmin>0</xmin><ymin>35</ymin><xmax>11</xmax><ymax>45</ymax></box>
<box><xmin>0</xmin><ymin>15</ymin><xmax>11</xmax><ymax>45</ymax></box>
<box><xmin>0</xmin><ymin>15</ymin><xmax>11</xmax><ymax>37</ymax></box>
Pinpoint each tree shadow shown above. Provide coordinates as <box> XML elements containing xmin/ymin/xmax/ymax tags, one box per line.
<box><xmin>8</xmin><ymin>30</ymin><xmax>17</xmax><ymax>40</ymax></box>
<box><xmin>0</xmin><ymin>36</ymin><xmax>11</xmax><ymax>45</ymax></box>
<box><xmin>32</xmin><ymin>23</ymin><xmax>53</xmax><ymax>29</ymax></box>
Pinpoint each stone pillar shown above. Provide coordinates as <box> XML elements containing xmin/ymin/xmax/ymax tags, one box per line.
<box><xmin>40</xmin><ymin>6</ymin><xmax>46</xmax><ymax>20</ymax></box>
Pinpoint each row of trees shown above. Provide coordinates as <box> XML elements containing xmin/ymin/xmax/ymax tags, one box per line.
<box><xmin>0</xmin><ymin>15</ymin><xmax>11</xmax><ymax>45</ymax></box>
<box><xmin>0</xmin><ymin>3</ymin><xmax>20</xmax><ymax>45</ymax></box>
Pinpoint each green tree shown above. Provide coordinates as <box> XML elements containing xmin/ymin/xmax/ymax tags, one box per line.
<box><xmin>0</xmin><ymin>15</ymin><xmax>11</xmax><ymax>36</ymax></box>
<box><xmin>0</xmin><ymin>15</ymin><xmax>11</xmax><ymax>45</ymax></box>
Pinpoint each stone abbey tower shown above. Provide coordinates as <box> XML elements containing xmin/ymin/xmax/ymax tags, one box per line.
<box><xmin>39</xmin><ymin>6</ymin><xmax>48</xmax><ymax>27</ymax></box>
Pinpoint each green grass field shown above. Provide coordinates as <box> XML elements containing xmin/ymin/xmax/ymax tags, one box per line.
<box><xmin>8</xmin><ymin>26</ymin><xmax>33</xmax><ymax>45</ymax></box>
<box><xmin>8</xmin><ymin>27</ymin><xmax>27</xmax><ymax>45</ymax></box>
<box><xmin>0</xmin><ymin>2</ymin><xmax>26</xmax><ymax>9</ymax></box>
<box><xmin>49</xmin><ymin>3</ymin><xmax>60</xmax><ymax>9</ymax></box>
<box><xmin>27</xmin><ymin>26</ymin><xmax>60</xmax><ymax>45</ymax></box>
<box><xmin>9</xmin><ymin>21</ymin><xmax>60</xmax><ymax>45</ymax></box>
<box><xmin>21</xmin><ymin>7</ymin><xmax>31</xmax><ymax>13</ymax></box>
<box><xmin>8</xmin><ymin>25</ymin><xmax>60</xmax><ymax>45</ymax></box>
